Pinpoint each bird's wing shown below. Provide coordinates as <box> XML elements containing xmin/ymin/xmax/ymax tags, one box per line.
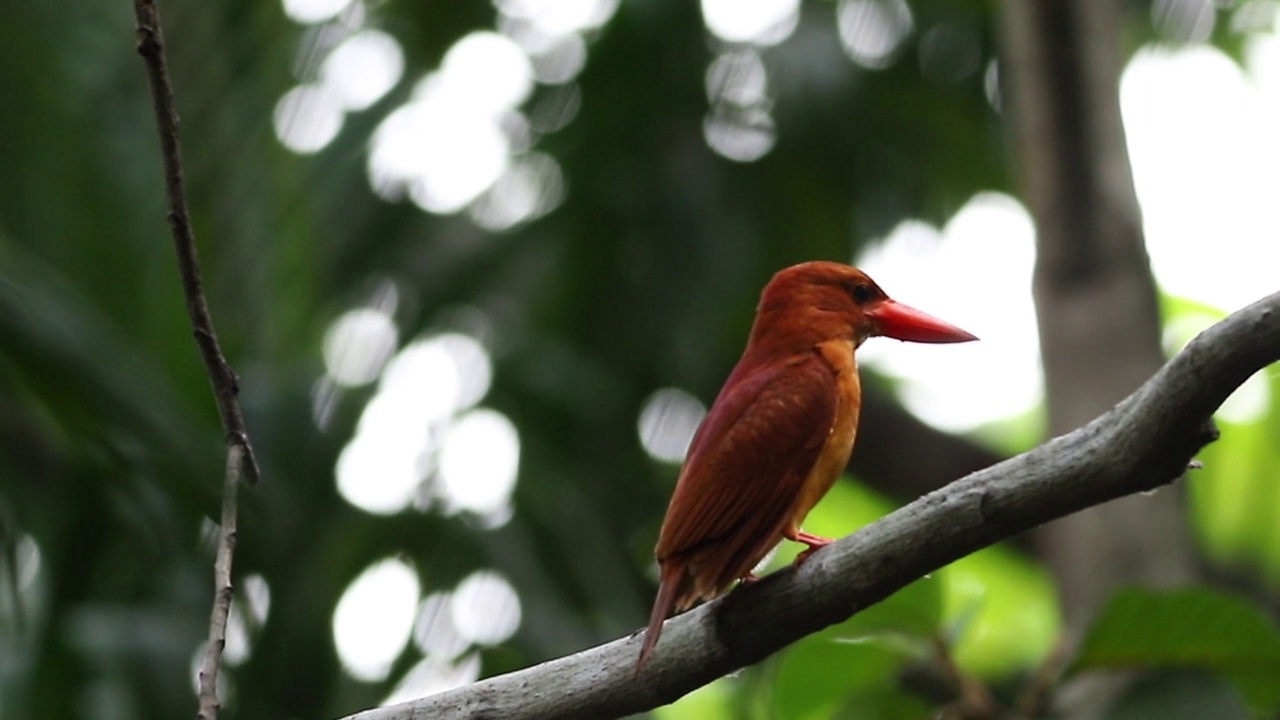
<box><xmin>655</xmin><ymin>351</ymin><xmax>837</xmax><ymax>579</ymax></box>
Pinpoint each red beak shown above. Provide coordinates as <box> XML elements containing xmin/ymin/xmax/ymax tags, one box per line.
<box><xmin>866</xmin><ymin>299</ymin><xmax>978</xmax><ymax>344</ymax></box>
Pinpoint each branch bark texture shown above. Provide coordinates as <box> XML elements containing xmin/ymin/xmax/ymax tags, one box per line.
<box><xmin>340</xmin><ymin>292</ymin><xmax>1280</xmax><ymax>720</ymax></box>
<box><xmin>133</xmin><ymin>1</ymin><xmax>256</xmax><ymax>717</ymax></box>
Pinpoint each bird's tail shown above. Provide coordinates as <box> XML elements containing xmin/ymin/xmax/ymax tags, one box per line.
<box><xmin>635</xmin><ymin>561</ymin><xmax>684</xmax><ymax>672</ymax></box>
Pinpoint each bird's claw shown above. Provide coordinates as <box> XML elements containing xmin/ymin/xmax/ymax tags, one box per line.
<box><xmin>785</xmin><ymin>529</ymin><xmax>833</xmax><ymax>565</ymax></box>
<box><xmin>794</xmin><ymin>545</ymin><xmax>825</xmax><ymax>565</ymax></box>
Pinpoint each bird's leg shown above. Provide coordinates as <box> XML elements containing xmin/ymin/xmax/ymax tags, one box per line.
<box><xmin>784</xmin><ymin>528</ymin><xmax>833</xmax><ymax>565</ymax></box>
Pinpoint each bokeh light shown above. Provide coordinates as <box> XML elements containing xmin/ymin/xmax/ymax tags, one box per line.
<box><xmin>706</xmin><ymin>50</ymin><xmax>769</xmax><ymax>107</ymax></box>
<box><xmin>377</xmin><ymin>338</ymin><xmax>466</xmax><ymax>420</ymax></box>
<box><xmin>1152</xmin><ymin>0</ymin><xmax>1216</xmax><ymax>42</ymax></box>
<box><xmin>382</xmin><ymin>653</ymin><xmax>481</xmax><ymax>707</ymax></box>
<box><xmin>273</xmin><ymin>84</ymin><xmax>345</xmax><ymax>154</ymax></box>
<box><xmin>438</xmin><ymin>409</ymin><xmax>521</xmax><ymax>519</ymax></box>
<box><xmin>529</xmin><ymin>85</ymin><xmax>582</xmax><ymax>134</ymax></box>
<box><xmin>413</xmin><ymin>592</ymin><xmax>470</xmax><ymax>660</ymax></box>
<box><xmin>704</xmin><ymin>49</ymin><xmax>777</xmax><ymax>162</ymax></box>
<box><xmin>527</xmin><ymin>34</ymin><xmax>588</xmax><ymax>84</ymax></box>
<box><xmin>469</xmin><ymin>151</ymin><xmax>566</xmax><ymax>231</ymax></box>
<box><xmin>333</xmin><ymin>558</ymin><xmax>420</xmax><ymax>682</ymax></box>
<box><xmin>11</xmin><ymin>533</ymin><xmax>40</xmax><ymax>592</ymax></box>
<box><xmin>1231</xmin><ymin>1</ymin><xmax>1278</xmax><ymax>34</ymax></box>
<box><xmin>275</xmin><ymin>0</ymin><xmax>405</xmax><ymax>155</ymax></box>
<box><xmin>335</xmin><ymin>332</ymin><xmax>495</xmax><ymax>516</ymax></box>
<box><xmin>366</xmin><ymin>32</ymin><xmax>531</xmax><ymax>213</ymax></box>
<box><xmin>276</xmin><ymin>0</ymin><xmax>613</xmax><ymax>229</ymax></box>
<box><xmin>495</xmin><ymin>0</ymin><xmax>619</xmax><ymax>39</ymax></box>
<box><xmin>321</xmin><ymin>30</ymin><xmax>405</xmax><ymax>111</ymax></box>
<box><xmin>836</xmin><ymin>0</ymin><xmax>914</xmax><ymax>69</ymax></box>
<box><xmin>638</xmin><ymin>388</ymin><xmax>707</xmax><ymax>464</ymax></box>
<box><xmin>702</xmin><ymin>0</ymin><xmax>800</xmax><ymax>46</ymax></box>
<box><xmin>387</xmin><ymin>102</ymin><xmax>510</xmax><ymax>212</ymax></box>
<box><xmin>223</xmin><ymin>574</ymin><xmax>271</xmax><ymax>666</ymax></box>
<box><xmin>432</xmin><ymin>333</ymin><xmax>494</xmax><ymax>409</ymax></box>
<box><xmin>857</xmin><ymin>193</ymin><xmax>1041</xmax><ymax>433</ymax></box>
<box><xmin>983</xmin><ymin>59</ymin><xmax>1002</xmax><ymax>111</ymax></box>
<box><xmin>704</xmin><ymin>108</ymin><xmax>776</xmax><ymax>162</ymax></box>
<box><xmin>380</xmin><ymin>570</ymin><xmax>520</xmax><ymax>706</ymax></box>
<box><xmin>282</xmin><ymin>0</ymin><xmax>352</xmax><ymax>25</ymax></box>
<box><xmin>450</xmin><ymin>570</ymin><xmax>522</xmax><ymax>645</ymax></box>
<box><xmin>1121</xmin><ymin>42</ymin><xmax>1280</xmax><ymax>314</ymax></box>
<box><xmin>335</xmin><ymin>431</ymin><xmax>426</xmax><ymax>515</ymax></box>
<box><xmin>0</xmin><ymin>533</ymin><xmax>42</xmax><ymax>635</ymax></box>
<box><xmin>323</xmin><ymin>308</ymin><xmax>399</xmax><ymax>387</ymax></box>
<box><xmin>188</xmin><ymin>644</ymin><xmax>232</xmax><ymax>706</ymax></box>
<box><xmin>448</xmin><ymin>32</ymin><xmax>535</xmax><ymax>110</ymax></box>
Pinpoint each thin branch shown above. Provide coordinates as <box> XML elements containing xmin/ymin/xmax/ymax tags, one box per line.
<box><xmin>338</xmin><ymin>291</ymin><xmax>1280</xmax><ymax>720</ymax></box>
<box><xmin>131</xmin><ymin>0</ymin><xmax>259</xmax><ymax>485</ymax></box>
<box><xmin>198</xmin><ymin>444</ymin><xmax>242</xmax><ymax>719</ymax></box>
<box><xmin>1013</xmin><ymin>636</ymin><xmax>1071</xmax><ymax>718</ymax></box>
<box><xmin>132</xmin><ymin>1</ymin><xmax>258</xmax><ymax>718</ymax></box>
<box><xmin>930</xmin><ymin>636</ymin><xmax>1000</xmax><ymax>719</ymax></box>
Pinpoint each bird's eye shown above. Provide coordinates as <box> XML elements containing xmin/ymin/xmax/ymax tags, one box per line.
<box><xmin>851</xmin><ymin>284</ymin><xmax>873</xmax><ymax>304</ymax></box>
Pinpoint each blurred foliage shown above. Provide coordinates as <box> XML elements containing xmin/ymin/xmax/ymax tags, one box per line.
<box><xmin>1073</xmin><ymin>588</ymin><xmax>1280</xmax><ymax>713</ymax></box>
<box><xmin>1103</xmin><ymin>669</ymin><xmax>1251</xmax><ymax>720</ymax></box>
<box><xmin>1</xmin><ymin>0</ymin><xmax>1278</xmax><ymax>719</ymax></box>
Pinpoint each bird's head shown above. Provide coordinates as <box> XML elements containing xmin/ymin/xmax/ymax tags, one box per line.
<box><xmin>751</xmin><ymin>261</ymin><xmax>977</xmax><ymax>351</ymax></box>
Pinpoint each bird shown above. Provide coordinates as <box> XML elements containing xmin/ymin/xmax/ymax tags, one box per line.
<box><xmin>635</xmin><ymin>261</ymin><xmax>976</xmax><ymax>670</ymax></box>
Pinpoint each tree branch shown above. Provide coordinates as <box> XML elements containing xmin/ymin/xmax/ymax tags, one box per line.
<box><xmin>339</xmin><ymin>291</ymin><xmax>1280</xmax><ymax>720</ymax></box>
<box><xmin>132</xmin><ymin>1</ymin><xmax>257</xmax><ymax>718</ymax></box>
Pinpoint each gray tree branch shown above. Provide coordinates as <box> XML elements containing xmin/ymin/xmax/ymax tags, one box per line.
<box><xmin>341</xmin><ymin>291</ymin><xmax>1280</xmax><ymax>720</ymax></box>
<box><xmin>132</xmin><ymin>1</ymin><xmax>256</xmax><ymax>718</ymax></box>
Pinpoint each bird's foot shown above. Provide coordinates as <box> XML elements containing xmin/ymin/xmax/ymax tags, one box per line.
<box><xmin>738</xmin><ymin>572</ymin><xmax>761</xmax><ymax>586</ymax></box>
<box><xmin>785</xmin><ymin>529</ymin><xmax>833</xmax><ymax>565</ymax></box>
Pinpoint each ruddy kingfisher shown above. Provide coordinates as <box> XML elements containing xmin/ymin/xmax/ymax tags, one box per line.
<box><xmin>637</xmin><ymin>261</ymin><xmax>976</xmax><ymax>669</ymax></box>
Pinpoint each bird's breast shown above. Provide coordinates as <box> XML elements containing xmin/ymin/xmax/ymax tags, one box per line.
<box><xmin>789</xmin><ymin>339</ymin><xmax>861</xmax><ymax>527</ymax></box>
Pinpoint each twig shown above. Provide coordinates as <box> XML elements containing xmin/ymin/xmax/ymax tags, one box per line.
<box><xmin>197</xmin><ymin>445</ymin><xmax>242</xmax><ymax>718</ymax></box>
<box><xmin>1012</xmin><ymin>635</ymin><xmax>1071</xmax><ymax>718</ymax></box>
<box><xmin>931</xmin><ymin>636</ymin><xmax>1001</xmax><ymax>719</ymax></box>
<box><xmin>132</xmin><ymin>1</ymin><xmax>259</xmax><ymax>717</ymax></box>
<box><xmin>337</xmin><ymin>290</ymin><xmax>1280</xmax><ymax>720</ymax></box>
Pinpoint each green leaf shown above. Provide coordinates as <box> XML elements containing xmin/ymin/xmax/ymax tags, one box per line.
<box><xmin>835</xmin><ymin>576</ymin><xmax>943</xmax><ymax>642</ymax></box>
<box><xmin>942</xmin><ymin>543</ymin><xmax>1060</xmax><ymax>677</ymax></box>
<box><xmin>776</xmin><ymin>478</ymin><xmax>1057</xmax><ymax>677</ymax></box>
<box><xmin>772</xmin><ymin>635</ymin><xmax>912</xmax><ymax>720</ymax></box>
<box><xmin>833</xmin><ymin>684</ymin><xmax>933</xmax><ymax>720</ymax></box>
<box><xmin>1074</xmin><ymin>588</ymin><xmax>1280</xmax><ymax>709</ymax></box>
<box><xmin>654</xmin><ymin>678</ymin><xmax>736</xmax><ymax>720</ymax></box>
<box><xmin>1188</xmin><ymin>369</ymin><xmax>1280</xmax><ymax>585</ymax></box>
<box><xmin>1105</xmin><ymin>669</ymin><xmax>1250</xmax><ymax>720</ymax></box>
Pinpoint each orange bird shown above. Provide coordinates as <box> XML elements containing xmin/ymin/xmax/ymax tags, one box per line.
<box><xmin>636</xmin><ymin>261</ymin><xmax>976</xmax><ymax>669</ymax></box>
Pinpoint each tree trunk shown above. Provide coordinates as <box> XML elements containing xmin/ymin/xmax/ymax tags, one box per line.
<box><xmin>1000</xmin><ymin>0</ymin><xmax>1199</xmax><ymax>631</ymax></box>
